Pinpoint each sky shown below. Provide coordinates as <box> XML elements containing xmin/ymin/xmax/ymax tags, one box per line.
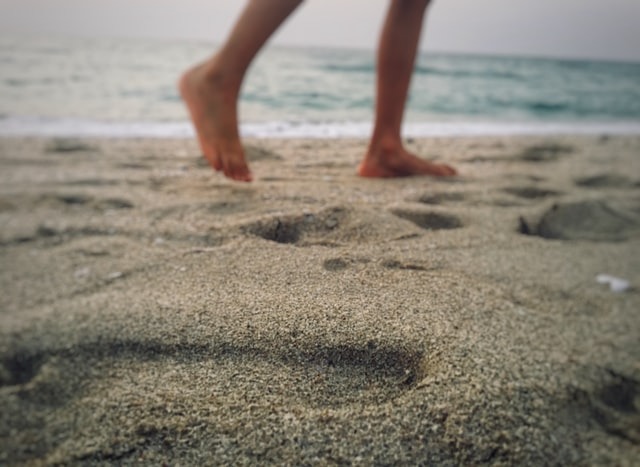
<box><xmin>0</xmin><ymin>0</ymin><xmax>639</xmax><ymax>62</ymax></box>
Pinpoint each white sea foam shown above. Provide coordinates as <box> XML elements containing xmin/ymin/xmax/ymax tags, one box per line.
<box><xmin>1</xmin><ymin>116</ymin><xmax>640</xmax><ymax>139</ymax></box>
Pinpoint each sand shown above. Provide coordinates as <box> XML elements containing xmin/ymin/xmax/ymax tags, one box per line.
<box><xmin>0</xmin><ymin>134</ymin><xmax>639</xmax><ymax>465</ymax></box>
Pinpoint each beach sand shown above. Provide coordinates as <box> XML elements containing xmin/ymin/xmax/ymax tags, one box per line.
<box><xmin>1</xmin><ymin>134</ymin><xmax>639</xmax><ymax>465</ymax></box>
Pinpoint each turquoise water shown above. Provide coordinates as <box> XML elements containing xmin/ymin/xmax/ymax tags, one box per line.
<box><xmin>1</xmin><ymin>35</ymin><xmax>639</xmax><ymax>137</ymax></box>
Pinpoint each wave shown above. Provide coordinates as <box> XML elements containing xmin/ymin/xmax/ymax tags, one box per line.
<box><xmin>321</xmin><ymin>63</ymin><xmax>375</xmax><ymax>74</ymax></box>
<box><xmin>414</xmin><ymin>65</ymin><xmax>522</xmax><ymax>80</ymax></box>
<box><xmin>527</xmin><ymin>102</ymin><xmax>570</xmax><ymax>113</ymax></box>
<box><xmin>1</xmin><ymin>116</ymin><xmax>639</xmax><ymax>138</ymax></box>
<box><xmin>322</xmin><ymin>62</ymin><xmax>522</xmax><ymax>80</ymax></box>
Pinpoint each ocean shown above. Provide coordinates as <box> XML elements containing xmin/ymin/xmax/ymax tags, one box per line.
<box><xmin>1</xmin><ymin>35</ymin><xmax>640</xmax><ymax>138</ymax></box>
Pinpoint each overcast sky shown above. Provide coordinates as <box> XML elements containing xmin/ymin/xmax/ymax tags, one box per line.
<box><xmin>1</xmin><ymin>0</ymin><xmax>639</xmax><ymax>62</ymax></box>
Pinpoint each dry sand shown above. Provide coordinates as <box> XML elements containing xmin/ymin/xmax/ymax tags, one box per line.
<box><xmin>0</xmin><ymin>134</ymin><xmax>639</xmax><ymax>465</ymax></box>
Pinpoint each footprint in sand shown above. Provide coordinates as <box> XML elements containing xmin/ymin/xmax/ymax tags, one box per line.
<box><xmin>519</xmin><ymin>199</ymin><xmax>640</xmax><ymax>241</ymax></box>
<box><xmin>576</xmin><ymin>370</ymin><xmax>640</xmax><ymax>444</ymax></box>
<box><xmin>380</xmin><ymin>259</ymin><xmax>432</xmax><ymax>271</ymax></box>
<box><xmin>0</xmin><ymin>353</ymin><xmax>44</xmax><ymax>387</ymax></box>
<box><xmin>0</xmin><ymin>338</ymin><xmax>426</xmax><ymax>409</ymax></box>
<box><xmin>63</xmin><ymin>179</ymin><xmax>123</xmax><ymax>187</ymax></box>
<box><xmin>502</xmin><ymin>186</ymin><xmax>562</xmax><ymax>200</ymax></box>
<box><xmin>44</xmin><ymin>138</ymin><xmax>97</xmax><ymax>154</ymax></box>
<box><xmin>391</xmin><ymin>208</ymin><xmax>463</xmax><ymax>231</ymax></box>
<box><xmin>51</xmin><ymin>193</ymin><xmax>134</xmax><ymax>210</ymax></box>
<box><xmin>243</xmin><ymin>206</ymin><xmax>463</xmax><ymax>247</ymax></box>
<box><xmin>116</xmin><ymin>162</ymin><xmax>151</xmax><ymax>170</ymax></box>
<box><xmin>322</xmin><ymin>256</ymin><xmax>431</xmax><ymax>272</ymax></box>
<box><xmin>242</xmin><ymin>207</ymin><xmax>345</xmax><ymax>246</ymax></box>
<box><xmin>574</xmin><ymin>174</ymin><xmax>638</xmax><ymax>189</ymax></box>
<box><xmin>517</xmin><ymin>143</ymin><xmax>574</xmax><ymax>162</ymax></box>
<box><xmin>322</xmin><ymin>257</ymin><xmax>350</xmax><ymax>271</ymax></box>
<box><xmin>417</xmin><ymin>192</ymin><xmax>467</xmax><ymax>205</ymax></box>
<box><xmin>0</xmin><ymin>338</ymin><xmax>428</xmax><ymax>463</ymax></box>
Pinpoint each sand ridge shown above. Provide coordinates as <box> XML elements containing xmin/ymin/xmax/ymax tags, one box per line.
<box><xmin>0</xmin><ymin>135</ymin><xmax>639</xmax><ymax>464</ymax></box>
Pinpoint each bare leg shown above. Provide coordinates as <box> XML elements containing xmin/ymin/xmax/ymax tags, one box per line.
<box><xmin>359</xmin><ymin>0</ymin><xmax>456</xmax><ymax>178</ymax></box>
<box><xmin>179</xmin><ymin>0</ymin><xmax>303</xmax><ymax>181</ymax></box>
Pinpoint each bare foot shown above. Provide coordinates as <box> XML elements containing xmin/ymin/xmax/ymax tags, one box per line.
<box><xmin>358</xmin><ymin>145</ymin><xmax>456</xmax><ymax>178</ymax></box>
<box><xmin>178</xmin><ymin>64</ymin><xmax>252</xmax><ymax>182</ymax></box>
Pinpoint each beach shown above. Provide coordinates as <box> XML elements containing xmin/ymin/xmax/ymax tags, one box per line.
<box><xmin>0</xmin><ymin>134</ymin><xmax>639</xmax><ymax>464</ymax></box>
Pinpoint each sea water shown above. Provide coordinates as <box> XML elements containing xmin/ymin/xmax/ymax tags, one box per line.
<box><xmin>1</xmin><ymin>35</ymin><xmax>639</xmax><ymax>138</ymax></box>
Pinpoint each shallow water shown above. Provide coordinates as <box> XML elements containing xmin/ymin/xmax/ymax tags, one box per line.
<box><xmin>1</xmin><ymin>35</ymin><xmax>639</xmax><ymax>137</ymax></box>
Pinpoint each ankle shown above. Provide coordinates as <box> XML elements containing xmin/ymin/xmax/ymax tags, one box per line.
<box><xmin>200</xmin><ymin>56</ymin><xmax>244</xmax><ymax>90</ymax></box>
<box><xmin>367</xmin><ymin>134</ymin><xmax>403</xmax><ymax>158</ymax></box>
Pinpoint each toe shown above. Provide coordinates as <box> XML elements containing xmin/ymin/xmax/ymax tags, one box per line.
<box><xmin>226</xmin><ymin>164</ymin><xmax>253</xmax><ymax>182</ymax></box>
<box><xmin>222</xmin><ymin>156</ymin><xmax>253</xmax><ymax>182</ymax></box>
<box><xmin>443</xmin><ymin>164</ymin><xmax>457</xmax><ymax>176</ymax></box>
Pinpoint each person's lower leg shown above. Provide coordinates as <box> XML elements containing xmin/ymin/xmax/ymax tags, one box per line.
<box><xmin>374</xmin><ymin>0</ymin><xmax>428</xmax><ymax>145</ymax></box>
<box><xmin>180</xmin><ymin>0</ymin><xmax>303</xmax><ymax>181</ymax></box>
<box><xmin>360</xmin><ymin>0</ymin><xmax>456</xmax><ymax>177</ymax></box>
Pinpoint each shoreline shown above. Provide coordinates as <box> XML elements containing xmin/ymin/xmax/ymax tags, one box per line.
<box><xmin>1</xmin><ymin>134</ymin><xmax>638</xmax><ymax>464</ymax></box>
<box><xmin>1</xmin><ymin>118</ymin><xmax>640</xmax><ymax>139</ymax></box>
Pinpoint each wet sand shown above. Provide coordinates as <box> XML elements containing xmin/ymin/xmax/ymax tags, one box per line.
<box><xmin>1</xmin><ymin>135</ymin><xmax>639</xmax><ymax>465</ymax></box>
